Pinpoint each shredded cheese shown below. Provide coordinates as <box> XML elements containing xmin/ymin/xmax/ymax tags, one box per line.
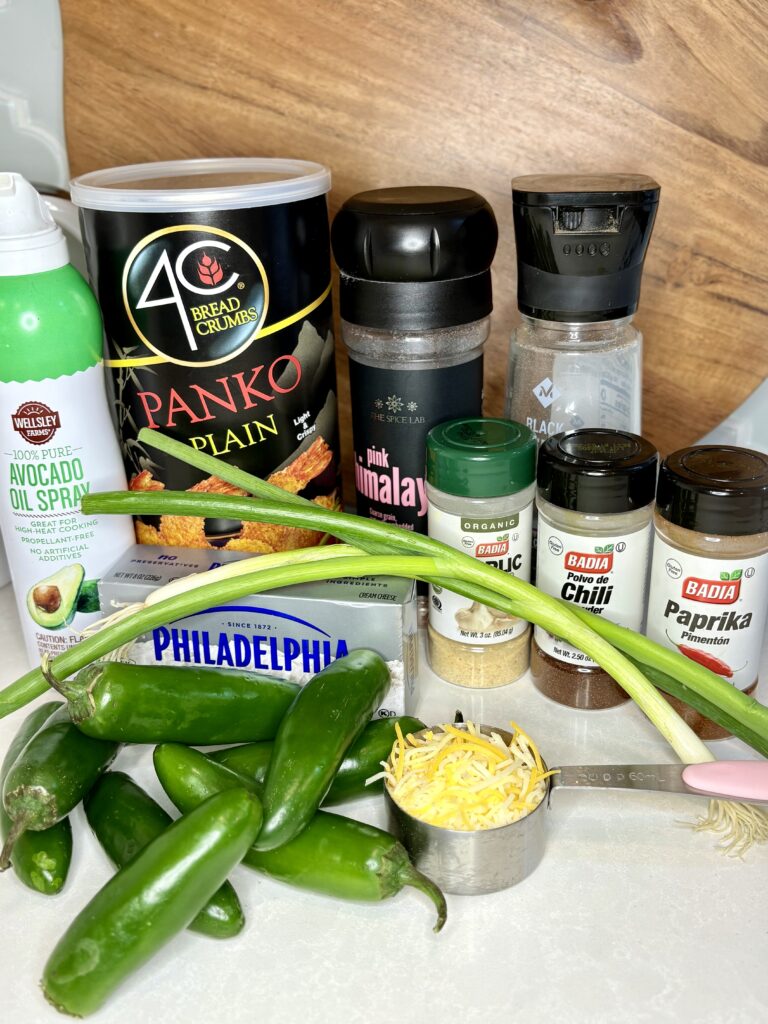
<box><xmin>379</xmin><ymin>721</ymin><xmax>554</xmax><ymax>831</ymax></box>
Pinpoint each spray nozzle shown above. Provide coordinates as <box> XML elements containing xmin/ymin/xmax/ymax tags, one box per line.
<box><xmin>0</xmin><ymin>172</ymin><xmax>68</xmax><ymax>275</ymax></box>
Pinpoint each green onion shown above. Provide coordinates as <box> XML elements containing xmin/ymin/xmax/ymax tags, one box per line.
<box><xmin>54</xmin><ymin>515</ymin><xmax>768</xmax><ymax>852</ymax></box>
<box><xmin>82</xmin><ymin>484</ymin><xmax>768</xmax><ymax>760</ymax></box>
<box><xmin>112</xmin><ymin>429</ymin><xmax>768</xmax><ymax>854</ymax></box>
<box><xmin>0</xmin><ymin>553</ymin><xmax>445</xmax><ymax>719</ymax></box>
<box><xmin>0</xmin><ymin>427</ymin><xmax>764</xmax><ymax>853</ymax></box>
<box><xmin>561</xmin><ymin>604</ymin><xmax>768</xmax><ymax>758</ymax></box>
<box><xmin>0</xmin><ymin>499</ymin><xmax>702</xmax><ymax>762</ymax></box>
<box><xmin>70</xmin><ymin>488</ymin><xmax>719</xmax><ymax>757</ymax></box>
<box><xmin>135</xmin><ymin>428</ymin><xmax>768</xmax><ymax>759</ymax></box>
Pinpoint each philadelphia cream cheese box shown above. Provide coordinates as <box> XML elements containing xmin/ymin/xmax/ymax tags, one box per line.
<box><xmin>98</xmin><ymin>545</ymin><xmax>418</xmax><ymax>717</ymax></box>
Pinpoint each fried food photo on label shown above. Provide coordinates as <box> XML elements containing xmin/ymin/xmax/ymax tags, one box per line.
<box><xmin>133</xmin><ymin>437</ymin><xmax>337</xmax><ymax>551</ymax></box>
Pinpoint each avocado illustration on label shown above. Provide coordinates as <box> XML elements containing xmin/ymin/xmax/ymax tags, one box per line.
<box><xmin>75</xmin><ymin>580</ymin><xmax>101</xmax><ymax>614</ymax></box>
<box><xmin>26</xmin><ymin>564</ymin><xmax>85</xmax><ymax>629</ymax></box>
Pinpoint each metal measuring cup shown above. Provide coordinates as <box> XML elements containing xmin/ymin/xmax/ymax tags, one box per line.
<box><xmin>383</xmin><ymin>724</ymin><xmax>548</xmax><ymax>895</ymax></box>
<box><xmin>383</xmin><ymin>724</ymin><xmax>768</xmax><ymax>895</ymax></box>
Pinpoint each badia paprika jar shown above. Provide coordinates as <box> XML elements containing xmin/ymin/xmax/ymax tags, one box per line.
<box><xmin>646</xmin><ymin>445</ymin><xmax>768</xmax><ymax>739</ymax></box>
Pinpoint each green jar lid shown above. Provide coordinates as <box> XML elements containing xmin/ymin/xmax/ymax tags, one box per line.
<box><xmin>426</xmin><ymin>418</ymin><xmax>537</xmax><ymax>498</ymax></box>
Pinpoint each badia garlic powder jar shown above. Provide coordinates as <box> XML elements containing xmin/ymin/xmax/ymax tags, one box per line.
<box><xmin>426</xmin><ymin>418</ymin><xmax>537</xmax><ymax>688</ymax></box>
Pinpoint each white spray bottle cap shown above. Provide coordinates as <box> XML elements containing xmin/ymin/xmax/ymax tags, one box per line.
<box><xmin>0</xmin><ymin>172</ymin><xmax>69</xmax><ymax>276</ymax></box>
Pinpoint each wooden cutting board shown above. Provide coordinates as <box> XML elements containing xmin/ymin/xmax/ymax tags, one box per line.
<box><xmin>59</xmin><ymin>0</ymin><xmax>768</xmax><ymax>499</ymax></box>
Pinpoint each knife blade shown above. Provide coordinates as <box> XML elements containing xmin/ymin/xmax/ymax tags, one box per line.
<box><xmin>550</xmin><ymin>761</ymin><xmax>768</xmax><ymax>804</ymax></box>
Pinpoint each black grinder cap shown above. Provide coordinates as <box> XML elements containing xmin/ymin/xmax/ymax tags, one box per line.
<box><xmin>331</xmin><ymin>186</ymin><xmax>498</xmax><ymax>331</ymax></box>
<box><xmin>512</xmin><ymin>174</ymin><xmax>660</xmax><ymax>323</ymax></box>
<box><xmin>656</xmin><ymin>446</ymin><xmax>768</xmax><ymax>537</ymax></box>
<box><xmin>538</xmin><ymin>428</ymin><xmax>658</xmax><ymax>514</ymax></box>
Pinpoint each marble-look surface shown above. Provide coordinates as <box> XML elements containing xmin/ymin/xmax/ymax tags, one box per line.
<box><xmin>0</xmin><ymin>582</ymin><xmax>765</xmax><ymax>1024</ymax></box>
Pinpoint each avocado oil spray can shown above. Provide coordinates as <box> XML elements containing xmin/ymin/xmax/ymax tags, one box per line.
<box><xmin>0</xmin><ymin>173</ymin><xmax>133</xmax><ymax>665</ymax></box>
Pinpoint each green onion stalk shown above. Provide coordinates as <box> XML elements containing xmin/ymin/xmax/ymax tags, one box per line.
<box><xmin>0</xmin><ymin>427</ymin><xmax>764</xmax><ymax>853</ymax></box>
<box><xmin>146</xmin><ymin>432</ymin><xmax>768</xmax><ymax>757</ymax></box>
<box><xmin>0</xmin><ymin>542</ymin><xmax>696</xmax><ymax>753</ymax></box>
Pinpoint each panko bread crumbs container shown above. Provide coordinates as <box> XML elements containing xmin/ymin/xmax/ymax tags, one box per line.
<box><xmin>70</xmin><ymin>159</ymin><xmax>340</xmax><ymax>552</ymax></box>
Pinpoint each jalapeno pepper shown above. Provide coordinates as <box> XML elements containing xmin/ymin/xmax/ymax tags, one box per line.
<box><xmin>1</xmin><ymin>706</ymin><xmax>118</xmax><ymax>869</ymax></box>
<box><xmin>0</xmin><ymin>701</ymin><xmax>73</xmax><ymax>894</ymax></box>
<box><xmin>85</xmin><ymin>771</ymin><xmax>245</xmax><ymax>939</ymax></box>
<box><xmin>42</xmin><ymin>787</ymin><xmax>263</xmax><ymax>1017</ymax></box>
<box><xmin>154</xmin><ymin>743</ymin><xmax>446</xmax><ymax>932</ymax></box>
<box><xmin>51</xmin><ymin>661</ymin><xmax>299</xmax><ymax>744</ymax></box>
<box><xmin>255</xmin><ymin>649</ymin><xmax>391</xmax><ymax>850</ymax></box>
<box><xmin>211</xmin><ymin>715</ymin><xmax>425</xmax><ymax>804</ymax></box>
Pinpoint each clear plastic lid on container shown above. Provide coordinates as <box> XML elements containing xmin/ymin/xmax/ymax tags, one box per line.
<box><xmin>70</xmin><ymin>158</ymin><xmax>331</xmax><ymax>212</ymax></box>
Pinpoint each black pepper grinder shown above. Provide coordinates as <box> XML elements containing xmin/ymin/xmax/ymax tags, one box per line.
<box><xmin>331</xmin><ymin>186</ymin><xmax>498</xmax><ymax>534</ymax></box>
<box><xmin>505</xmin><ymin>174</ymin><xmax>660</xmax><ymax>439</ymax></box>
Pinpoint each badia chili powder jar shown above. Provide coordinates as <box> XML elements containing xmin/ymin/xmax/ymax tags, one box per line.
<box><xmin>646</xmin><ymin>445</ymin><xmax>768</xmax><ymax>739</ymax></box>
<box><xmin>531</xmin><ymin>429</ymin><xmax>658</xmax><ymax>709</ymax></box>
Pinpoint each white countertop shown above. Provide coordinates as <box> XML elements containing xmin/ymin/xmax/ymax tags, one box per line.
<box><xmin>0</xmin><ymin>582</ymin><xmax>766</xmax><ymax>1024</ymax></box>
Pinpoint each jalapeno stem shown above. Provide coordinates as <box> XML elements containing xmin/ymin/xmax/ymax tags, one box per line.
<box><xmin>39</xmin><ymin>656</ymin><xmax>79</xmax><ymax>704</ymax></box>
<box><xmin>398</xmin><ymin>863</ymin><xmax>448</xmax><ymax>933</ymax></box>
<box><xmin>0</xmin><ymin>815</ymin><xmax>28</xmax><ymax>870</ymax></box>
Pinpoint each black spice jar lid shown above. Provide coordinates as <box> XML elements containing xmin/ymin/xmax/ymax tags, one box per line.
<box><xmin>511</xmin><ymin>173</ymin><xmax>660</xmax><ymax>323</ymax></box>
<box><xmin>656</xmin><ymin>446</ymin><xmax>768</xmax><ymax>536</ymax></box>
<box><xmin>537</xmin><ymin>428</ymin><xmax>658</xmax><ymax>514</ymax></box>
<box><xmin>331</xmin><ymin>186</ymin><xmax>498</xmax><ymax>331</ymax></box>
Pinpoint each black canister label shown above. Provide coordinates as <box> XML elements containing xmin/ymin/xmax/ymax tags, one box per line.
<box><xmin>79</xmin><ymin>198</ymin><xmax>340</xmax><ymax>552</ymax></box>
<box><xmin>349</xmin><ymin>357</ymin><xmax>483</xmax><ymax>532</ymax></box>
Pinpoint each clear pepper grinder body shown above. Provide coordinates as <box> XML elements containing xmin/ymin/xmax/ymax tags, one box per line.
<box><xmin>505</xmin><ymin>314</ymin><xmax>642</xmax><ymax>439</ymax></box>
<box><xmin>505</xmin><ymin>175</ymin><xmax>659</xmax><ymax>443</ymax></box>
